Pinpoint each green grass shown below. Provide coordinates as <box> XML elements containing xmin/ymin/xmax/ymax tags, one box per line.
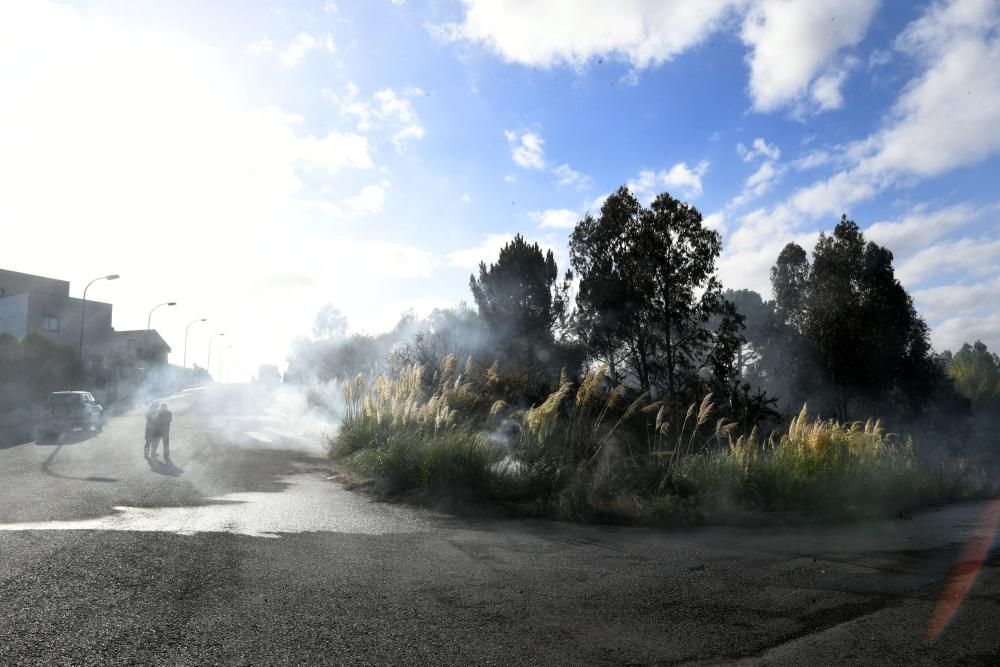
<box><xmin>340</xmin><ymin>420</ymin><xmax>493</xmax><ymax>495</ymax></box>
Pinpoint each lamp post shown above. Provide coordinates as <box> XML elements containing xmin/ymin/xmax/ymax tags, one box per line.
<box><xmin>145</xmin><ymin>301</ymin><xmax>176</xmax><ymax>365</ymax></box>
<box><xmin>207</xmin><ymin>333</ymin><xmax>225</xmax><ymax>381</ymax></box>
<box><xmin>78</xmin><ymin>274</ymin><xmax>119</xmax><ymax>363</ymax></box>
<box><xmin>183</xmin><ymin>318</ymin><xmax>207</xmax><ymax>369</ymax></box>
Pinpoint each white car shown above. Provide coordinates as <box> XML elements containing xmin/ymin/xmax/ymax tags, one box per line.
<box><xmin>40</xmin><ymin>391</ymin><xmax>105</xmax><ymax>437</ymax></box>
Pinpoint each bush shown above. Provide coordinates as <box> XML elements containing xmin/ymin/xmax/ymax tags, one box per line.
<box><xmin>343</xmin><ymin>424</ymin><xmax>493</xmax><ymax>495</ymax></box>
<box><xmin>329</xmin><ymin>361</ymin><xmax>995</xmax><ymax>521</ymax></box>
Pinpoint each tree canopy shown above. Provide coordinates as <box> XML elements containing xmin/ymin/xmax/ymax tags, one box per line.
<box><xmin>948</xmin><ymin>341</ymin><xmax>1000</xmax><ymax>413</ymax></box>
<box><xmin>312</xmin><ymin>305</ymin><xmax>348</xmax><ymax>340</ymax></box>
<box><xmin>769</xmin><ymin>215</ymin><xmax>938</xmax><ymax>418</ymax></box>
<box><xmin>570</xmin><ymin>187</ymin><xmax>742</xmax><ymax>399</ymax></box>
<box><xmin>469</xmin><ymin>234</ymin><xmax>568</xmax><ymax>344</ymax></box>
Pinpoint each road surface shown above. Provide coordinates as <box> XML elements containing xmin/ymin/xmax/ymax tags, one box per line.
<box><xmin>0</xmin><ymin>384</ymin><xmax>996</xmax><ymax>665</ymax></box>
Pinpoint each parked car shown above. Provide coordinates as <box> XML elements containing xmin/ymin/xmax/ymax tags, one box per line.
<box><xmin>39</xmin><ymin>391</ymin><xmax>105</xmax><ymax>438</ymax></box>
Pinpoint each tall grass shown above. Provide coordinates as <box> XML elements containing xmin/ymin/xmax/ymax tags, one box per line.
<box><xmin>329</xmin><ymin>362</ymin><xmax>992</xmax><ymax>519</ymax></box>
<box><xmin>677</xmin><ymin>407</ymin><xmax>938</xmax><ymax>516</ymax></box>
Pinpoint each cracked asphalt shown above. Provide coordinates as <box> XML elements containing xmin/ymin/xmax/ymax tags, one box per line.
<box><xmin>0</xmin><ymin>384</ymin><xmax>996</xmax><ymax>665</ymax></box>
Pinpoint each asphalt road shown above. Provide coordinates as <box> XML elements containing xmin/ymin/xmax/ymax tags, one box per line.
<box><xmin>0</xmin><ymin>384</ymin><xmax>996</xmax><ymax>665</ymax></box>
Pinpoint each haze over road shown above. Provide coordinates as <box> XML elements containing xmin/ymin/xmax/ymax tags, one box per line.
<box><xmin>0</xmin><ymin>385</ymin><xmax>995</xmax><ymax>664</ymax></box>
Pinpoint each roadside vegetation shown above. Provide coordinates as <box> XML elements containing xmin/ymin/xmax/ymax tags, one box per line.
<box><xmin>297</xmin><ymin>186</ymin><xmax>998</xmax><ymax>523</ymax></box>
<box><xmin>330</xmin><ymin>359</ymin><xmax>989</xmax><ymax>521</ymax></box>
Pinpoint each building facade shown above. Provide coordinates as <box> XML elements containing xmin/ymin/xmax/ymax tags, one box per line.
<box><xmin>0</xmin><ymin>269</ymin><xmax>172</xmax><ymax>392</ymax></box>
<box><xmin>0</xmin><ymin>268</ymin><xmax>113</xmax><ymax>367</ymax></box>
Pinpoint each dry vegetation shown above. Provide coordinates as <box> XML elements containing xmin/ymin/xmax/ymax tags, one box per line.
<box><xmin>329</xmin><ymin>355</ymin><xmax>992</xmax><ymax>522</ymax></box>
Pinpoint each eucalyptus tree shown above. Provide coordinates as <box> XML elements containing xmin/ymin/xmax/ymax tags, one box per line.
<box><xmin>570</xmin><ymin>187</ymin><xmax>743</xmax><ymax>399</ymax></box>
<box><xmin>769</xmin><ymin>215</ymin><xmax>938</xmax><ymax>419</ymax></box>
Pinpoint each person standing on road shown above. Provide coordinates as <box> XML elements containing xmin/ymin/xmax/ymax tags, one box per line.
<box><xmin>153</xmin><ymin>403</ymin><xmax>173</xmax><ymax>461</ymax></box>
<box><xmin>143</xmin><ymin>402</ymin><xmax>161</xmax><ymax>458</ymax></box>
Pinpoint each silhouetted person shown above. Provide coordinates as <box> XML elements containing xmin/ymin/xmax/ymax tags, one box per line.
<box><xmin>143</xmin><ymin>402</ymin><xmax>161</xmax><ymax>458</ymax></box>
<box><xmin>152</xmin><ymin>403</ymin><xmax>173</xmax><ymax>461</ymax></box>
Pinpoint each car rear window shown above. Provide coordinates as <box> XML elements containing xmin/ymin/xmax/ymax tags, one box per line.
<box><xmin>48</xmin><ymin>394</ymin><xmax>83</xmax><ymax>407</ymax></box>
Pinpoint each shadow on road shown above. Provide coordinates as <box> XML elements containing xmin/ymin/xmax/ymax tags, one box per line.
<box><xmin>0</xmin><ymin>429</ymin><xmax>33</xmax><ymax>449</ymax></box>
<box><xmin>40</xmin><ymin>440</ymin><xmax>120</xmax><ymax>483</ymax></box>
<box><xmin>146</xmin><ymin>457</ymin><xmax>184</xmax><ymax>477</ymax></box>
<box><xmin>0</xmin><ymin>425</ymin><xmax>92</xmax><ymax>449</ymax></box>
<box><xmin>34</xmin><ymin>429</ymin><xmax>99</xmax><ymax>446</ymax></box>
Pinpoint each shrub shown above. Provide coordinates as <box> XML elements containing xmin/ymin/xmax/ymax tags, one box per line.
<box><xmin>329</xmin><ymin>361</ymin><xmax>994</xmax><ymax>521</ymax></box>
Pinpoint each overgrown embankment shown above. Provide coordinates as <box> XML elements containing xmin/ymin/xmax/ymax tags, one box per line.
<box><xmin>328</xmin><ymin>357</ymin><xmax>993</xmax><ymax>523</ymax></box>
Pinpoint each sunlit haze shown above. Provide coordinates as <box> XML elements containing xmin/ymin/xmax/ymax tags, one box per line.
<box><xmin>2</xmin><ymin>0</ymin><xmax>998</xmax><ymax>380</ymax></box>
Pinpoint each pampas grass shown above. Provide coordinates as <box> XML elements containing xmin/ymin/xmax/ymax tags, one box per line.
<box><xmin>330</xmin><ymin>362</ymin><xmax>991</xmax><ymax>519</ymax></box>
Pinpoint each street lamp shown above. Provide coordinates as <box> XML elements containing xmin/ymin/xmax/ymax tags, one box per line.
<box><xmin>145</xmin><ymin>301</ymin><xmax>177</xmax><ymax>365</ymax></box>
<box><xmin>78</xmin><ymin>274</ymin><xmax>119</xmax><ymax>362</ymax></box>
<box><xmin>207</xmin><ymin>333</ymin><xmax>225</xmax><ymax>381</ymax></box>
<box><xmin>183</xmin><ymin>318</ymin><xmax>207</xmax><ymax>369</ymax></box>
<box><xmin>146</xmin><ymin>301</ymin><xmax>177</xmax><ymax>334</ymax></box>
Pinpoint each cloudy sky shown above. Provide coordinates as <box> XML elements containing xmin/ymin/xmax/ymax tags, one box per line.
<box><xmin>1</xmin><ymin>0</ymin><xmax>998</xmax><ymax>379</ymax></box>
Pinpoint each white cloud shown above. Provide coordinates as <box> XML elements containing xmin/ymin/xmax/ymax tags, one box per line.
<box><xmin>345</xmin><ymin>239</ymin><xmax>435</xmax><ymax>278</ymax></box>
<box><xmin>932</xmin><ymin>311</ymin><xmax>1000</xmax><ymax>353</ymax></box>
<box><xmin>446</xmin><ymin>233</ymin><xmax>517</xmax><ymax>269</ymax></box>
<box><xmin>663</xmin><ymin>161</ymin><xmax>710</xmax><ymax>196</ymax></box>
<box><xmin>246</xmin><ymin>32</ymin><xmax>334</xmax><ymax>67</ymax></box>
<box><xmin>746</xmin><ymin>161</ymin><xmax>777</xmax><ymax>190</ymax></box>
<box><xmin>446</xmin><ymin>233</ymin><xmax>569</xmax><ymax>279</ymax></box>
<box><xmin>282</xmin><ymin>33</ymin><xmax>321</xmax><ymax>67</ymax></box>
<box><xmin>730</xmin><ymin>160</ymin><xmax>783</xmax><ymax>208</ymax></box>
<box><xmin>326</xmin><ymin>83</ymin><xmax>426</xmax><ymax>150</ymax></box>
<box><xmin>628</xmin><ymin>160</ymin><xmax>710</xmax><ymax>200</ymax></box>
<box><xmin>716</xmin><ymin>192</ymin><xmax>827</xmax><ymax>296</ymax></box>
<box><xmin>461</xmin><ymin>193</ymin><xmax>473</xmax><ymax>204</ymax></box>
<box><xmin>741</xmin><ymin>0</ymin><xmax>879</xmax><ymax>113</ymax></box>
<box><xmin>344</xmin><ymin>184</ymin><xmax>387</xmax><ymax>216</ymax></box>
<box><xmin>809</xmin><ymin>64</ymin><xmax>853</xmax><ymax>110</ymax></box>
<box><xmin>913</xmin><ymin>273</ymin><xmax>1000</xmax><ymax>353</ymax></box>
<box><xmin>530</xmin><ymin>209</ymin><xmax>579</xmax><ymax>229</ymax></box>
<box><xmin>865</xmin><ymin>202</ymin><xmax>993</xmax><ymax>256</ymax></box>
<box><xmin>718</xmin><ymin>0</ymin><xmax>1000</xmax><ymax>302</ymax></box>
<box><xmin>620</xmin><ymin>69</ymin><xmax>642</xmax><ymax>86</ymax></box>
<box><xmin>438</xmin><ymin>1</ymin><xmax>881</xmax><ymax>115</ymax></box>
<box><xmin>703</xmin><ymin>211</ymin><xmax>727</xmax><ymax>233</ymax></box>
<box><xmin>786</xmin><ymin>169</ymin><xmax>881</xmax><ymax>218</ymax></box>
<box><xmin>391</xmin><ymin>124</ymin><xmax>426</xmax><ymax>149</ymax></box>
<box><xmin>587</xmin><ymin>192</ymin><xmax>611</xmax><ymax>213</ymax></box>
<box><xmin>553</xmin><ymin>163</ymin><xmax>591</xmax><ymax>189</ymax></box>
<box><xmin>298</xmin><ymin>131</ymin><xmax>374</xmax><ymax>173</ymax></box>
<box><xmin>737</xmin><ymin>137</ymin><xmax>781</xmax><ymax>162</ymax></box>
<box><xmin>435</xmin><ymin>0</ymin><xmax>744</xmax><ymax>70</ymax></box>
<box><xmin>245</xmin><ymin>36</ymin><xmax>275</xmax><ymax>58</ymax></box>
<box><xmin>767</xmin><ymin>0</ymin><xmax>1000</xmax><ymax>221</ymax></box>
<box><xmin>863</xmin><ymin>0</ymin><xmax>1000</xmax><ymax>177</ymax></box>
<box><xmin>372</xmin><ymin>89</ymin><xmax>425</xmax><ymax>149</ymax></box>
<box><xmin>505</xmin><ymin>130</ymin><xmax>546</xmax><ymax>169</ymax></box>
<box><xmin>791</xmin><ymin>149</ymin><xmax>833</xmax><ymax>170</ymax></box>
<box><xmin>897</xmin><ymin>237</ymin><xmax>1000</xmax><ymax>286</ymax></box>
<box><xmin>868</xmin><ymin>48</ymin><xmax>892</xmax><ymax>68</ymax></box>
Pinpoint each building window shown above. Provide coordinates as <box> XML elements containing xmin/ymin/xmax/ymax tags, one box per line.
<box><xmin>42</xmin><ymin>315</ymin><xmax>60</xmax><ymax>332</ymax></box>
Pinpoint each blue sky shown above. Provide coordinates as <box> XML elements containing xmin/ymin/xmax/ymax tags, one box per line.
<box><xmin>1</xmin><ymin>0</ymin><xmax>998</xmax><ymax>377</ymax></box>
